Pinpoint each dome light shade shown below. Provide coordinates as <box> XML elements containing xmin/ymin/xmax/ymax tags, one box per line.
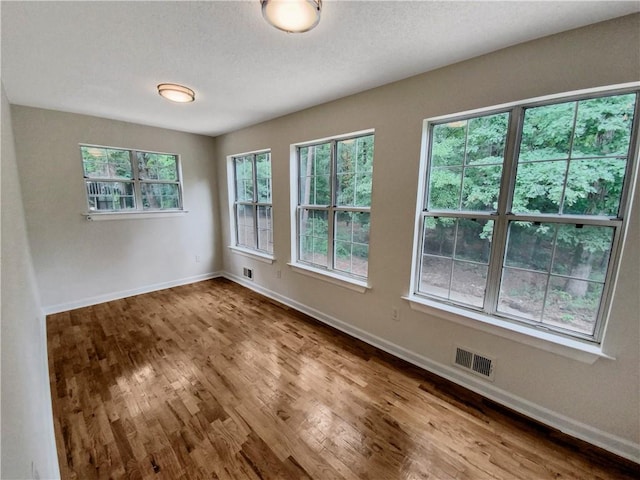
<box><xmin>157</xmin><ymin>83</ymin><xmax>195</xmax><ymax>103</ymax></box>
<box><xmin>261</xmin><ymin>0</ymin><xmax>322</xmax><ymax>33</ymax></box>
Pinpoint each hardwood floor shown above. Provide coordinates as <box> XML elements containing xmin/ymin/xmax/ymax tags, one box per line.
<box><xmin>47</xmin><ymin>278</ymin><xmax>638</xmax><ymax>480</ymax></box>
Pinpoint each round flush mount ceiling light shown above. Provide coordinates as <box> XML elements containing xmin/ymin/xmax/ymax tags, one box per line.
<box><xmin>157</xmin><ymin>83</ymin><xmax>195</xmax><ymax>103</ymax></box>
<box><xmin>261</xmin><ymin>0</ymin><xmax>322</xmax><ymax>33</ymax></box>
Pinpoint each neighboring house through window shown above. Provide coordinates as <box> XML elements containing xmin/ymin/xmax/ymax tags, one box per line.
<box><xmin>411</xmin><ymin>87</ymin><xmax>638</xmax><ymax>343</ymax></box>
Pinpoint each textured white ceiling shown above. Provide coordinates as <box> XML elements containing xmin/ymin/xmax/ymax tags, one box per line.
<box><xmin>2</xmin><ymin>1</ymin><xmax>638</xmax><ymax>136</ymax></box>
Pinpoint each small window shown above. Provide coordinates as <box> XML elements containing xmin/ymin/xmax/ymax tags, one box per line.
<box><xmin>295</xmin><ymin>132</ymin><xmax>374</xmax><ymax>280</ymax></box>
<box><xmin>412</xmin><ymin>88</ymin><xmax>638</xmax><ymax>343</ymax></box>
<box><xmin>80</xmin><ymin>145</ymin><xmax>183</xmax><ymax>212</ymax></box>
<box><xmin>231</xmin><ymin>151</ymin><xmax>273</xmax><ymax>254</ymax></box>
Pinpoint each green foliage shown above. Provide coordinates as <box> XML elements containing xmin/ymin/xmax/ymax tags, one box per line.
<box><xmin>427</xmin><ymin>93</ymin><xmax>635</xmax><ymax>260</ymax></box>
<box><xmin>423</xmin><ymin>92</ymin><xmax>635</xmax><ymax>317</ymax></box>
<box><xmin>137</xmin><ymin>152</ymin><xmax>178</xmax><ymax>181</ymax></box>
<box><xmin>81</xmin><ymin>146</ymin><xmax>132</xmax><ymax>179</ymax></box>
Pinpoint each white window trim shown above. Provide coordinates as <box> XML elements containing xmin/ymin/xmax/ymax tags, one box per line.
<box><xmin>226</xmin><ymin>149</ymin><xmax>275</xmax><ymax>260</ymax></box>
<box><xmin>404</xmin><ymin>294</ymin><xmax>613</xmax><ymax>364</ymax></box>
<box><xmin>287</xmin><ymin>262</ymin><xmax>370</xmax><ymax>293</ymax></box>
<box><xmin>229</xmin><ymin>245</ymin><xmax>275</xmax><ymax>264</ymax></box>
<box><xmin>80</xmin><ymin>143</ymin><xmax>185</xmax><ymax>214</ymax></box>
<box><xmin>409</xmin><ymin>82</ymin><xmax>640</xmax><ymax>351</ymax></box>
<box><xmin>83</xmin><ymin>210</ymin><xmax>188</xmax><ymax>221</ymax></box>
<box><xmin>289</xmin><ymin>129</ymin><xmax>375</xmax><ymax>287</ymax></box>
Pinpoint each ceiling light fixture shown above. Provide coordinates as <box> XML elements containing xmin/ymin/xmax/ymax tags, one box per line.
<box><xmin>261</xmin><ymin>0</ymin><xmax>322</xmax><ymax>33</ymax></box>
<box><xmin>157</xmin><ymin>83</ymin><xmax>195</xmax><ymax>103</ymax></box>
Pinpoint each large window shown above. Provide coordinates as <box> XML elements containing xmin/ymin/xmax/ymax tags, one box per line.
<box><xmin>295</xmin><ymin>132</ymin><xmax>374</xmax><ymax>280</ymax></box>
<box><xmin>413</xmin><ymin>88</ymin><xmax>638</xmax><ymax>342</ymax></box>
<box><xmin>231</xmin><ymin>151</ymin><xmax>273</xmax><ymax>254</ymax></box>
<box><xmin>81</xmin><ymin>145</ymin><xmax>182</xmax><ymax>212</ymax></box>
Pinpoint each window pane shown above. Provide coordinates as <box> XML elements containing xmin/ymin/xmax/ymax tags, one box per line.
<box><xmin>429</xmin><ymin>167</ymin><xmax>462</xmax><ymax>209</ymax></box>
<box><xmin>257</xmin><ymin>205</ymin><xmax>273</xmax><ymax>253</ymax></box>
<box><xmin>429</xmin><ymin>113</ymin><xmax>506</xmax><ymax>212</ymax></box>
<box><xmin>454</xmin><ymin>218</ymin><xmax>493</xmax><ymax>264</ymax></box>
<box><xmin>299</xmin><ymin>144</ymin><xmax>331</xmax><ymax>205</ymax></box>
<box><xmin>299</xmin><ymin>209</ymin><xmax>329</xmax><ymax>268</ymax></box>
<box><xmin>544</xmin><ymin>277</ymin><xmax>603</xmax><ymax>335</ymax></box>
<box><xmin>235</xmin><ymin>156</ymin><xmax>254</xmax><ymax>202</ymax></box>
<box><xmin>552</xmin><ymin>224</ymin><xmax>614</xmax><ymax>281</ymax></box>
<box><xmin>256</xmin><ymin>153</ymin><xmax>272</xmax><ymax>203</ymax></box>
<box><xmin>512</xmin><ymin>160</ymin><xmax>567</xmax><ymax>214</ymax></box>
<box><xmin>461</xmin><ymin>165</ymin><xmax>502</xmax><ymax>211</ymax></box>
<box><xmin>236</xmin><ymin>204</ymin><xmax>256</xmax><ymax>249</ymax></box>
<box><xmin>465</xmin><ymin>113</ymin><xmax>509</xmax><ymax>164</ymax></box>
<box><xmin>498</xmin><ymin>269</ymin><xmax>547</xmax><ymax>321</ymax></box>
<box><xmin>81</xmin><ymin>146</ymin><xmax>132</xmax><ymax>179</ymax></box>
<box><xmin>137</xmin><ymin>152</ymin><xmax>178</xmax><ymax>181</ymax></box>
<box><xmin>419</xmin><ymin>256</ymin><xmax>452</xmax><ymax>299</ymax></box>
<box><xmin>141</xmin><ymin>183</ymin><xmax>180</xmax><ymax>210</ymax></box>
<box><xmin>499</xmin><ymin>221</ymin><xmax>614</xmax><ymax>331</ymax></box>
<box><xmin>334</xmin><ymin>211</ymin><xmax>370</xmax><ymax>277</ymax></box>
<box><xmin>515</xmin><ymin>93</ymin><xmax>635</xmax><ymax>216</ymax></box>
<box><xmin>337</xmin><ymin>135</ymin><xmax>374</xmax><ymax>207</ymax></box>
<box><xmin>450</xmin><ymin>262</ymin><xmax>487</xmax><ymax>308</ymax></box>
<box><xmin>504</xmin><ymin>221</ymin><xmax>554</xmax><ymax>272</ymax></box>
<box><xmin>520</xmin><ymin>102</ymin><xmax>575</xmax><ymax>161</ymax></box>
<box><xmin>86</xmin><ymin>181</ymin><xmax>135</xmax><ymax>211</ymax></box>
<box><xmin>423</xmin><ymin>217</ymin><xmax>456</xmax><ymax>257</ymax></box>
<box><xmin>563</xmin><ymin>159</ymin><xmax>626</xmax><ymax>216</ymax></box>
<box><xmin>572</xmin><ymin>93</ymin><xmax>636</xmax><ymax>158</ymax></box>
<box><xmin>419</xmin><ymin>217</ymin><xmax>492</xmax><ymax>307</ymax></box>
<box><xmin>431</xmin><ymin>121</ymin><xmax>466</xmax><ymax>167</ymax></box>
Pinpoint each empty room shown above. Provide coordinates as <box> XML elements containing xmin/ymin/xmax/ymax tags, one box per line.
<box><xmin>2</xmin><ymin>1</ymin><xmax>639</xmax><ymax>479</ymax></box>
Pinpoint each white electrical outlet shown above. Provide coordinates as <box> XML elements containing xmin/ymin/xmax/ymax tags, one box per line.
<box><xmin>276</xmin><ymin>269</ymin><xmax>282</xmax><ymax>279</ymax></box>
<box><xmin>195</xmin><ymin>255</ymin><xmax>201</xmax><ymax>263</ymax></box>
<box><xmin>391</xmin><ymin>306</ymin><xmax>400</xmax><ymax>321</ymax></box>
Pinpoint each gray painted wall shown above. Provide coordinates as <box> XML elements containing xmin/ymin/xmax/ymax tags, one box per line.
<box><xmin>11</xmin><ymin>107</ymin><xmax>221</xmax><ymax>311</ymax></box>
<box><xmin>215</xmin><ymin>15</ymin><xmax>640</xmax><ymax>458</ymax></box>
<box><xmin>3</xmin><ymin>14</ymin><xmax>639</xmax><ymax>472</ymax></box>
<box><xmin>1</xmin><ymin>84</ymin><xmax>59</xmax><ymax>479</ymax></box>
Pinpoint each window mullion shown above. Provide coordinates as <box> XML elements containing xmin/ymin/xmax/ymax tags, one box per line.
<box><xmin>328</xmin><ymin>140</ymin><xmax>337</xmax><ymax>270</ymax></box>
<box><xmin>130</xmin><ymin>150</ymin><xmax>143</xmax><ymax>210</ymax></box>
<box><xmin>252</xmin><ymin>155</ymin><xmax>260</xmax><ymax>249</ymax></box>
<box><xmin>485</xmin><ymin>108</ymin><xmax>523</xmax><ymax>314</ymax></box>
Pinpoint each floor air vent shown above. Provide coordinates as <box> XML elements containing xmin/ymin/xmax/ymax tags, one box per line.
<box><xmin>453</xmin><ymin>346</ymin><xmax>495</xmax><ymax>381</ymax></box>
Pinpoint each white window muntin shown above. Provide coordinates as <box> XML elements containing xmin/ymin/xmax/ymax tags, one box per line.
<box><xmin>231</xmin><ymin>150</ymin><xmax>273</xmax><ymax>254</ymax></box>
<box><xmin>295</xmin><ymin>131</ymin><xmax>374</xmax><ymax>280</ymax></box>
<box><xmin>413</xmin><ymin>86</ymin><xmax>639</xmax><ymax>343</ymax></box>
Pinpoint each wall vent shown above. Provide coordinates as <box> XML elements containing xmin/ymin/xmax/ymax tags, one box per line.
<box><xmin>453</xmin><ymin>346</ymin><xmax>495</xmax><ymax>381</ymax></box>
<box><xmin>242</xmin><ymin>267</ymin><xmax>253</xmax><ymax>280</ymax></box>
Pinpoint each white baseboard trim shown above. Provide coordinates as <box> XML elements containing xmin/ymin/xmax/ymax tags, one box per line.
<box><xmin>43</xmin><ymin>272</ymin><xmax>223</xmax><ymax>315</ymax></box>
<box><xmin>39</xmin><ymin>313</ymin><xmax>62</xmax><ymax>479</ymax></box>
<box><xmin>224</xmin><ymin>272</ymin><xmax>640</xmax><ymax>464</ymax></box>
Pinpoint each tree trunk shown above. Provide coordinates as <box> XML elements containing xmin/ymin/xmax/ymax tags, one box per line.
<box><xmin>565</xmin><ymin>244</ymin><xmax>593</xmax><ymax>297</ymax></box>
<box><xmin>301</xmin><ymin>148</ymin><xmax>314</xmax><ymax>226</ymax></box>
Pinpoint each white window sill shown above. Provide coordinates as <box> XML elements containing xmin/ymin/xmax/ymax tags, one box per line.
<box><xmin>404</xmin><ymin>295</ymin><xmax>614</xmax><ymax>364</ymax></box>
<box><xmin>288</xmin><ymin>262</ymin><xmax>370</xmax><ymax>293</ymax></box>
<box><xmin>229</xmin><ymin>246</ymin><xmax>275</xmax><ymax>264</ymax></box>
<box><xmin>83</xmin><ymin>210</ymin><xmax>188</xmax><ymax>221</ymax></box>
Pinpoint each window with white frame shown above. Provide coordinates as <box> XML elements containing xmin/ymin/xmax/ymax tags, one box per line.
<box><xmin>412</xmin><ymin>88</ymin><xmax>638</xmax><ymax>342</ymax></box>
<box><xmin>231</xmin><ymin>151</ymin><xmax>273</xmax><ymax>254</ymax></box>
<box><xmin>295</xmin><ymin>132</ymin><xmax>374</xmax><ymax>279</ymax></box>
<box><xmin>80</xmin><ymin>145</ymin><xmax>183</xmax><ymax>212</ymax></box>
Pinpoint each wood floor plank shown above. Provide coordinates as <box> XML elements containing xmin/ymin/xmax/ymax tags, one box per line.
<box><xmin>47</xmin><ymin>278</ymin><xmax>639</xmax><ymax>479</ymax></box>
